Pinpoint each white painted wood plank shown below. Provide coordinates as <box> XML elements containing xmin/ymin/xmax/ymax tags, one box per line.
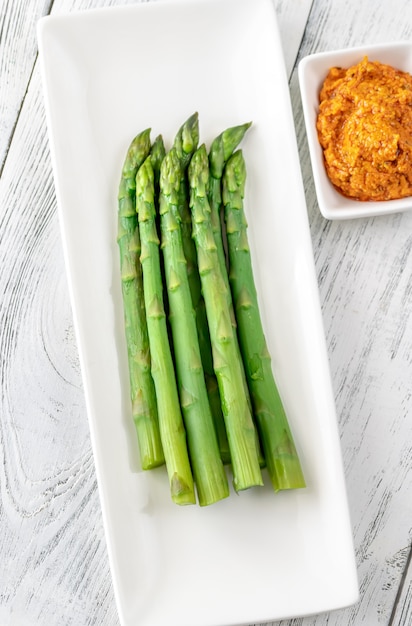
<box><xmin>276</xmin><ymin>1</ymin><xmax>412</xmax><ymax>625</ymax></box>
<box><xmin>0</xmin><ymin>0</ymin><xmax>52</xmax><ymax>170</ymax></box>
<box><xmin>273</xmin><ymin>0</ymin><xmax>314</xmax><ymax>78</ymax></box>
<box><xmin>391</xmin><ymin>550</ymin><xmax>412</xmax><ymax>626</ymax></box>
<box><xmin>0</xmin><ymin>61</ymin><xmax>117</xmax><ymax>626</ymax></box>
<box><xmin>0</xmin><ymin>2</ymin><xmax>147</xmax><ymax>624</ymax></box>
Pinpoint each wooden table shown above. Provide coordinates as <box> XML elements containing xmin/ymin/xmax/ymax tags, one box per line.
<box><xmin>1</xmin><ymin>1</ymin><xmax>411</xmax><ymax>625</ymax></box>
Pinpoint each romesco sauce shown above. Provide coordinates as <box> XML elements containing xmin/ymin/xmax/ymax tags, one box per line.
<box><xmin>316</xmin><ymin>56</ymin><xmax>412</xmax><ymax>201</ymax></box>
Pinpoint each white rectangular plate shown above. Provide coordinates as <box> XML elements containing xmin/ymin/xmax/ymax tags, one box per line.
<box><xmin>37</xmin><ymin>1</ymin><xmax>359</xmax><ymax>625</ymax></box>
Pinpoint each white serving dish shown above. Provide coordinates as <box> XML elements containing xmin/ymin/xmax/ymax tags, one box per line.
<box><xmin>37</xmin><ymin>1</ymin><xmax>359</xmax><ymax>624</ymax></box>
<box><xmin>299</xmin><ymin>41</ymin><xmax>412</xmax><ymax>220</ymax></box>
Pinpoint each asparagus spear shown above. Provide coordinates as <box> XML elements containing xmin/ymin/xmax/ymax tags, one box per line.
<box><xmin>208</xmin><ymin>122</ymin><xmax>252</xmax><ymax>304</ymax></box>
<box><xmin>117</xmin><ymin>129</ymin><xmax>164</xmax><ymax>470</ymax></box>
<box><xmin>208</xmin><ymin>125</ymin><xmax>254</xmax><ymax>379</ymax></box>
<box><xmin>159</xmin><ymin>148</ymin><xmax>229</xmax><ymax>506</ymax></box>
<box><xmin>188</xmin><ymin>145</ymin><xmax>263</xmax><ymax>492</ymax></box>
<box><xmin>150</xmin><ymin>134</ymin><xmax>166</xmax><ymax>195</ymax></box>
<box><xmin>172</xmin><ymin>114</ymin><xmax>199</xmax><ymax>295</ymax></box>
<box><xmin>150</xmin><ymin>134</ymin><xmax>168</xmax><ymax>316</ymax></box>
<box><xmin>208</xmin><ymin>123</ymin><xmax>265</xmax><ymax>464</ymax></box>
<box><xmin>223</xmin><ymin>150</ymin><xmax>306</xmax><ymax>491</ymax></box>
<box><xmin>173</xmin><ymin>111</ymin><xmax>199</xmax><ymax>170</ymax></box>
<box><xmin>136</xmin><ymin>155</ymin><xmax>195</xmax><ymax>505</ymax></box>
<box><xmin>173</xmin><ymin>114</ymin><xmax>230</xmax><ymax>463</ymax></box>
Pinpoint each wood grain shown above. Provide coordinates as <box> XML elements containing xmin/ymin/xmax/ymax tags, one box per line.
<box><xmin>0</xmin><ymin>0</ymin><xmax>411</xmax><ymax>625</ymax></box>
<box><xmin>0</xmin><ymin>3</ymin><xmax>140</xmax><ymax>625</ymax></box>
<box><xmin>391</xmin><ymin>548</ymin><xmax>412</xmax><ymax>625</ymax></box>
<box><xmin>0</xmin><ymin>53</ymin><xmax>115</xmax><ymax>626</ymax></box>
<box><xmin>282</xmin><ymin>1</ymin><xmax>412</xmax><ymax>624</ymax></box>
<box><xmin>0</xmin><ymin>1</ymin><xmax>52</xmax><ymax>172</ymax></box>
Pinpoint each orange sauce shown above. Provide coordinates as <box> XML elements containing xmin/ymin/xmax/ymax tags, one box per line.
<box><xmin>317</xmin><ymin>56</ymin><xmax>412</xmax><ymax>201</ymax></box>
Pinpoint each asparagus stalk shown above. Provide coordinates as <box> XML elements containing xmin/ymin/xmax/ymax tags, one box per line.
<box><xmin>150</xmin><ymin>134</ymin><xmax>166</xmax><ymax>195</ymax></box>
<box><xmin>159</xmin><ymin>148</ymin><xmax>229</xmax><ymax>506</ymax></box>
<box><xmin>188</xmin><ymin>145</ymin><xmax>263</xmax><ymax>492</ymax></box>
<box><xmin>173</xmin><ymin>112</ymin><xmax>199</xmax><ymax>170</ymax></box>
<box><xmin>223</xmin><ymin>150</ymin><xmax>306</xmax><ymax>491</ymax></box>
<box><xmin>172</xmin><ymin>114</ymin><xmax>199</xmax><ymax>296</ymax></box>
<box><xmin>136</xmin><ymin>155</ymin><xmax>195</xmax><ymax>505</ymax></box>
<box><xmin>150</xmin><ymin>134</ymin><xmax>168</xmax><ymax>316</ymax></box>
<box><xmin>208</xmin><ymin>124</ymin><xmax>254</xmax><ymax>378</ymax></box>
<box><xmin>173</xmin><ymin>114</ymin><xmax>230</xmax><ymax>463</ymax></box>
<box><xmin>208</xmin><ymin>122</ymin><xmax>252</xmax><ymax>304</ymax></box>
<box><xmin>117</xmin><ymin>129</ymin><xmax>164</xmax><ymax>470</ymax></box>
<box><xmin>208</xmin><ymin>123</ymin><xmax>264</xmax><ymax>464</ymax></box>
<box><xmin>172</xmin><ymin>113</ymin><xmax>200</xmax><ymax>333</ymax></box>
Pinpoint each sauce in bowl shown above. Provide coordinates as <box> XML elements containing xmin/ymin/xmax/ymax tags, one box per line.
<box><xmin>317</xmin><ymin>56</ymin><xmax>412</xmax><ymax>201</ymax></box>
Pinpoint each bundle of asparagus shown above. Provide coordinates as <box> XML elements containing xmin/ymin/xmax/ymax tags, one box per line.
<box><xmin>117</xmin><ymin>113</ymin><xmax>305</xmax><ymax>506</ymax></box>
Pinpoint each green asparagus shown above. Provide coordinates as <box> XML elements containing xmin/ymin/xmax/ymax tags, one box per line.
<box><xmin>172</xmin><ymin>113</ymin><xmax>199</xmax><ymax>293</ymax></box>
<box><xmin>150</xmin><ymin>134</ymin><xmax>166</xmax><ymax>196</ymax></box>
<box><xmin>208</xmin><ymin>122</ymin><xmax>252</xmax><ymax>304</ymax></box>
<box><xmin>208</xmin><ymin>123</ymin><xmax>265</xmax><ymax>465</ymax></box>
<box><xmin>188</xmin><ymin>145</ymin><xmax>263</xmax><ymax>492</ymax></box>
<box><xmin>173</xmin><ymin>115</ymin><xmax>230</xmax><ymax>463</ymax></box>
<box><xmin>159</xmin><ymin>148</ymin><xmax>229</xmax><ymax>506</ymax></box>
<box><xmin>117</xmin><ymin>129</ymin><xmax>164</xmax><ymax>470</ymax></box>
<box><xmin>223</xmin><ymin>149</ymin><xmax>306</xmax><ymax>491</ymax></box>
<box><xmin>136</xmin><ymin>155</ymin><xmax>195</xmax><ymax>505</ymax></box>
<box><xmin>208</xmin><ymin>125</ymin><xmax>254</xmax><ymax>373</ymax></box>
<box><xmin>150</xmin><ymin>134</ymin><xmax>168</xmax><ymax>313</ymax></box>
<box><xmin>173</xmin><ymin>112</ymin><xmax>199</xmax><ymax>170</ymax></box>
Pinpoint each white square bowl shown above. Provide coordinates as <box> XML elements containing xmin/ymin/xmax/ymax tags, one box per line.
<box><xmin>298</xmin><ymin>41</ymin><xmax>412</xmax><ymax>220</ymax></box>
